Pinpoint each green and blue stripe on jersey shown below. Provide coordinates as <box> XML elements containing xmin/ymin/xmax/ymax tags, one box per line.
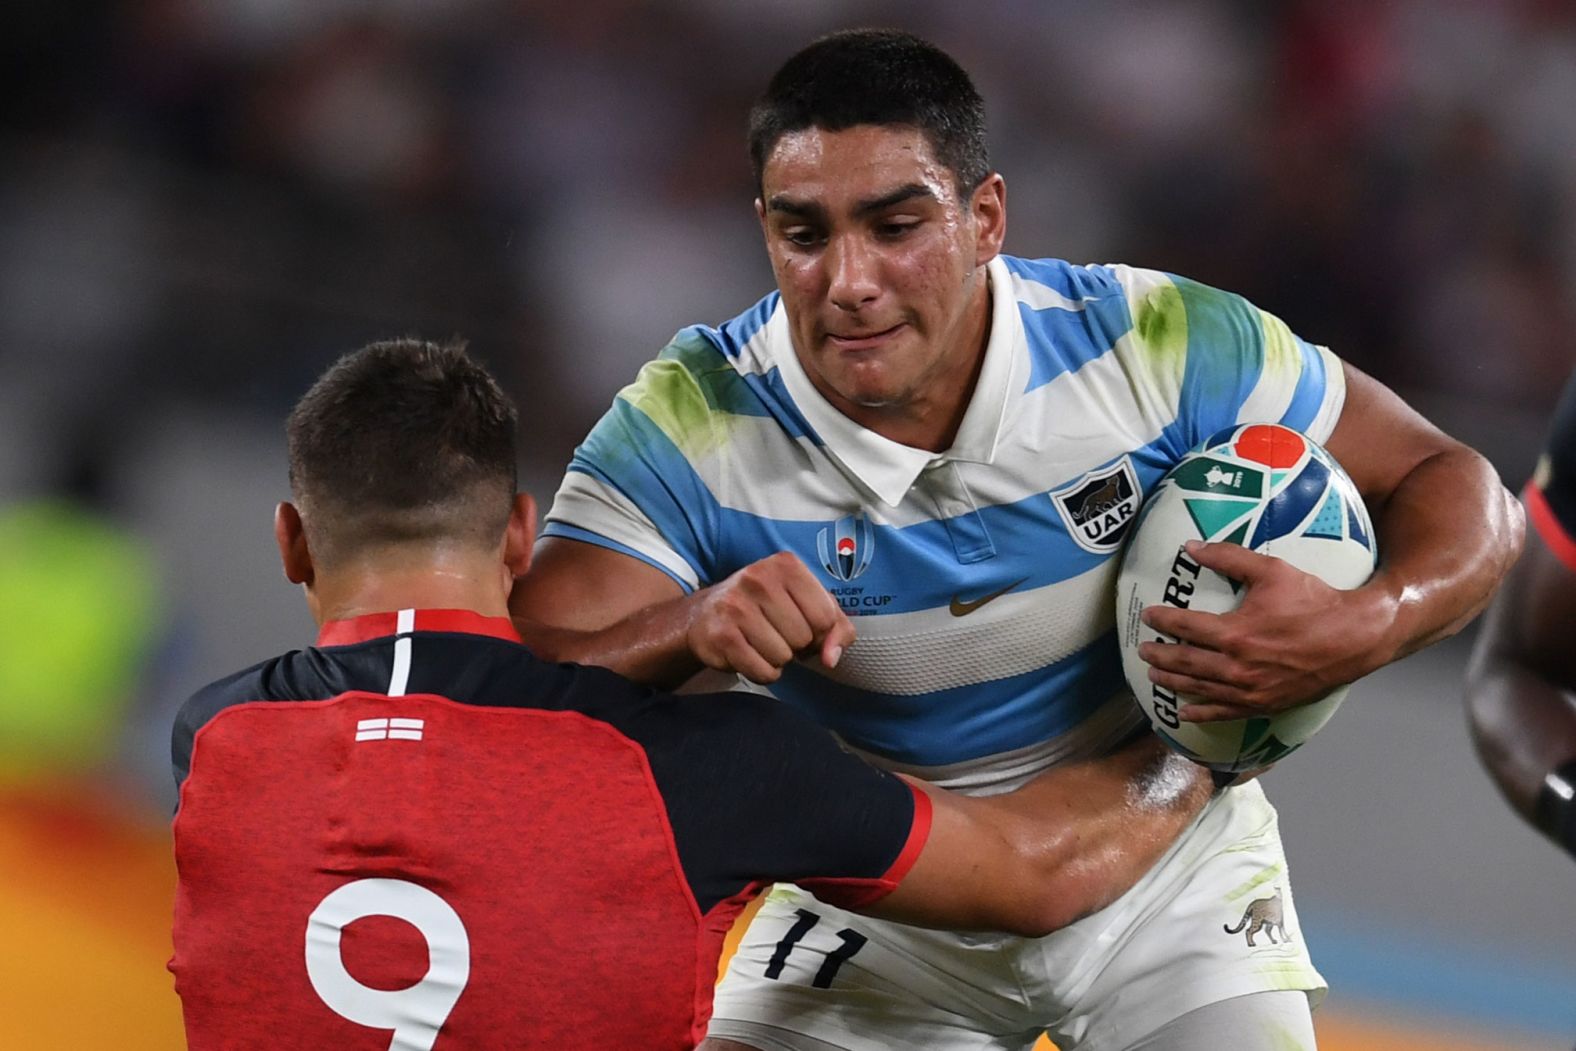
<box><xmin>544</xmin><ymin>254</ymin><xmax>1345</xmax><ymax>770</ymax></box>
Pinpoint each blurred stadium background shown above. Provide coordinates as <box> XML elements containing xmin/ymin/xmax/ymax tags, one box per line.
<box><xmin>3</xmin><ymin>0</ymin><xmax>1574</xmax><ymax>1047</ymax></box>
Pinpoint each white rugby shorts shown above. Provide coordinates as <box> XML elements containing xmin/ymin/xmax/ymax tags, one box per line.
<box><xmin>708</xmin><ymin>781</ymin><xmax>1325</xmax><ymax>1051</ymax></box>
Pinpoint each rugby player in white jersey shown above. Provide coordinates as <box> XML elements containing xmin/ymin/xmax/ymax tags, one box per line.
<box><xmin>512</xmin><ymin>29</ymin><xmax>1523</xmax><ymax>1051</ymax></box>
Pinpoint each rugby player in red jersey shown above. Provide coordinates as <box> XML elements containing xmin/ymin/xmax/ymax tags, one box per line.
<box><xmin>169</xmin><ymin>339</ymin><xmax>1217</xmax><ymax>1050</ymax></box>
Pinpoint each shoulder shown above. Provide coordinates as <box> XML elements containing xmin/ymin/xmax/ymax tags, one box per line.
<box><xmin>616</xmin><ymin>321</ymin><xmax>770</xmax><ymax>434</ymax></box>
<box><xmin>531</xmin><ymin>659</ymin><xmax>661</xmax><ymax>720</ymax></box>
<box><xmin>1000</xmin><ymin>254</ymin><xmax>1254</xmax><ymax>309</ymax></box>
<box><xmin>1000</xmin><ymin>254</ymin><xmax>1227</xmax><ymax>310</ymax></box>
<box><xmin>651</xmin><ymin>291</ymin><xmax>778</xmax><ymax>387</ymax></box>
<box><xmin>999</xmin><ymin>254</ymin><xmax>1129</xmax><ymax>303</ymax></box>
<box><xmin>998</xmin><ymin>255</ymin><xmax>1219</xmax><ymax>347</ymax></box>
<box><xmin>177</xmin><ymin>653</ymin><xmax>298</xmax><ymax>734</ymax></box>
<box><xmin>171</xmin><ymin>651</ymin><xmax>302</xmax><ymax>787</ymax></box>
<box><xmin>621</xmin><ymin>332</ymin><xmax>729</xmax><ymax>425</ymax></box>
<box><xmin>606</xmin><ymin>295</ymin><xmax>796</xmax><ymax>456</ymax></box>
<box><xmin>1091</xmin><ymin>264</ymin><xmax>1279</xmax><ymax>360</ymax></box>
<box><xmin>683</xmin><ymin>291</ymin><xmax>779</xmax><ymax>366</ymax></box>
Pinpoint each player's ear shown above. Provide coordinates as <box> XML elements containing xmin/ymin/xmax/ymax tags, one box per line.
<box><xmin>274</xmin><ymin>502</ymin><xmax>314</xmax><ymax>586</ymax></box>
<box><xmin>970</xmin><ymin>173</ymin><xmax>1006</xmax><ymax>264</ymax></box>
<box><xmin>503</xmin><ymin>493</ymin><xmax>537</xmax><ymax>577</ymax></box>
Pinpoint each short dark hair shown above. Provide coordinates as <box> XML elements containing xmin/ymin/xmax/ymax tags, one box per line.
<box><xmin>748</xmin><ymin>28</ymin><xmax>990</xmax><ymax>196</ymax></box>
<box><xmin>286</xmin><ymin>338</ymin><xmax>517</xmax><ymax>566</ymax></box>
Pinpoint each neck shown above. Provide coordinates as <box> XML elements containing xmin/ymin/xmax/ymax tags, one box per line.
<box><xmin>308</xmin><ymin>549</ymin><xmax>510</xmax><ymax>626</ymax></box>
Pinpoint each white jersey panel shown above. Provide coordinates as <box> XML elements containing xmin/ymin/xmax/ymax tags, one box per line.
<box><xmin>819</xmin><ymin>559</ymin><xmax>1119</xmax><ymax>696</ymax></box>
<box><xmin>545</xmin><ymin>255</ymin><xmax>1348</xmax><ymax>770</ymax></box>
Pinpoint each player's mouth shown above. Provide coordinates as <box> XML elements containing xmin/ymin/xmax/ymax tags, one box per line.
<box><xmin>825</xmin><ymin>323</ymin><xmax>906</xmax><ymax>351</ymax></box>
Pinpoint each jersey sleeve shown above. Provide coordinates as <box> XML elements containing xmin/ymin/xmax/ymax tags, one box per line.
<box><xmin>542</xmin><ymin>351</ymin><xmax>725</xmax><ymax>592</ymax></box>
<box><xmin>1111</xmin><ymin>266</ymin><xmax>1346</xmax><ymax>454</ymax></box>
<box><xmin>623</xmin><ymin>690</ymin><xmax>931</xmax><ymax>915</ymax></box>
<box><xmin>1527</xmin><ymin>370</ymin><xmax>1576</xmax><ymax>570</ymax></box>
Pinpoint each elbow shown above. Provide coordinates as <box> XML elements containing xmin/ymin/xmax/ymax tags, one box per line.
<box><xmin>995</xmin><ymin>820</ymin><xmax>1185</xmax><ymax>937</ymax></box>
<box><xmin>996</xmin><ymin>840</ymin><xmax>1106</xmax><ymax>937</ymax></box>
<box><xmin>1502</xmin><ymin>488</ymin><xmax>1527</xmax><ymax>567</ymax></box>
<box><xmin>1004</xmin><ymin>903</ymin><xmax>1081</xmax><ymax>939</ymax></box>
<box><xmin>1000</xmin><ymin>879</ymin><xmax>1094</xmax><ymax>938</ymax></box>
<box><xmin>1480</xmin><ymin>456</ymin><xmax>1526</xmax><ymax>573</ymax></box>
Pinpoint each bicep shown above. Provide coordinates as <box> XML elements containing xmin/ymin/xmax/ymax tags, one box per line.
<box><xmin>511</xmin><ymin>536</ymin><xmax>686</xmax><ymax>632</ymax></box>
<box><xmin>1322</xmin><ymin>361</ymin><xmax>1464</xmax><ymax>508</ymax></box>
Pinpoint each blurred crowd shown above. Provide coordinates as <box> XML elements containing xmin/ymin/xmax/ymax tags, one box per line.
<box><xmin>2</xmin><ymin>0</ymin><xmax>1574</xmax><ymax>805</ymax></box>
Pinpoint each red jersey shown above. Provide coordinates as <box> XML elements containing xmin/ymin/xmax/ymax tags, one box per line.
<box><xmin>169</xmin><ymin>610</ymin><xmax>928</xmax><ymax>1049</ymax></box>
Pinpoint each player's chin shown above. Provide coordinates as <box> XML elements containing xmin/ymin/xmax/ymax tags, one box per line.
<box><xmin>827</xmin><ymin>368</ymin><xmax>903</xmax><ymax>409</ymax></box>
<box><xmin>845</xmin><ymin>387</ymin><xmax>903</xmax><ymax>409</ymax></box>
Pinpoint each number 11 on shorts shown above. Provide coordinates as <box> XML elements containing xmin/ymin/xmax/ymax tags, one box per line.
<box><xmin>764</xmin><ymin>908</ymin><xmax>868</xmax><ymax>989</ymax></box>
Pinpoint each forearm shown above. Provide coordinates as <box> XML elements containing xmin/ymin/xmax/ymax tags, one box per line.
<box><xmin>514</xmin><ymin>595</ymin><xmax>705</xmax><ymax>688</ymax></box>
<box><xmin>1358</xmin><ymin>448</ymin><xmax>1523</xmax><ymax>668</ymax></box>
<box><xmin>509</xmin><ymin>537</ymin><xmax>713</xmax><ymax>687</ymax></box>
<box><xmin>983</xmin><ymin>741</ymin><xmax>1213</xmax><ymax>930</ymax></box>
<box><xmin>513</xmin><ymin>543</ymin><xmax>852</xmax><ymax>687</ymax></box>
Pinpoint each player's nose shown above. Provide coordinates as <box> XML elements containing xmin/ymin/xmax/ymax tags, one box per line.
<box><xmin>825</xmin><ymin>234</ymin><xmax>880</xmax><ymax>311</ymax></box>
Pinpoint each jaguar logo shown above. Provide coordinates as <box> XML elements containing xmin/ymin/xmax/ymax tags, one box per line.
<box><xmin>1083</xmin><ymin>476</ymin><xmax>1124</xmax><ymax>514</ymax></box>
<box><xmin>1050</xmin><ymin>457</ymin><xmax>1140</xmax><ymax>554</ymax></box>
<box><xmin>1223</xmin><ymin>892</ymin><xmax>1290</xmax><ymax>947</ymax></box>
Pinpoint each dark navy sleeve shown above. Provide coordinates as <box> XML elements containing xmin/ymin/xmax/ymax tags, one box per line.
<box><xmin>1529</xmin><ymin>370</ymin><xmax>1576</xmax><ymax>569</ymax></box>
<box><xmin>616</xmin><ymin>691</ymin><xmax>927</xmax><ymax>915</ymax></box>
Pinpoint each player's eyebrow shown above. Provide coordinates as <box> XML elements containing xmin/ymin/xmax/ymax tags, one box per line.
<box><xmin>852</xmin><ymin>184</ymin><xmax>934</xmax><ymax>217</ymax></box>
<box><xmin>765</xmin><ymin>195</ymin><xmax>825</xmax><ymax>220</ymax></box>
<box><xmin>766</xmin><ymin>184</ymin><xmax>936</xmax><ymax>221</ymax></box>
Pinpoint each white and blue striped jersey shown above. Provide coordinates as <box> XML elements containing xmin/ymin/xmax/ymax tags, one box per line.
<box><xmin>544</xmin><ymin>255</ymin><xmax>1346</xmax><ymax>790</ymax></box>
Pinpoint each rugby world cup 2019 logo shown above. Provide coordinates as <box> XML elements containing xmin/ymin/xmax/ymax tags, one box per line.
<box><xmin>1051</xmin><ymin>457</ymin><xmax>1141</xmax><ymax>555</ymax></box>
<box><xmin>817</xmin><ymin>513</ymin><xmax>875</xmax><ymax>582</ymax></box>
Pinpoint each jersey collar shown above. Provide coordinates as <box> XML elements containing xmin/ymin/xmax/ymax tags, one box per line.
<box><xmin>317</xmin><ymin>608</ymin><xmax>523</xmax><ymax>647</ymax></box>
<box><xmin>766</xmin><ymin>255</ymin><xmax>1026</xmax><ymax>507</ymax></box>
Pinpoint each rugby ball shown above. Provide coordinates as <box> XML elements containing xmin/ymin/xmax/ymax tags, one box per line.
<box><xmin>1115</xmin><ymin>423</ymin><xmax>1377</xmax><ymax>772</ymax></box>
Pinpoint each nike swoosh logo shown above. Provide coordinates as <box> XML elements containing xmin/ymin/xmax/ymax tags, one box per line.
<box><xmin>949</xmin><ymin>578</ymin><xmax>1028</xmax><ymax>617</ymax></box>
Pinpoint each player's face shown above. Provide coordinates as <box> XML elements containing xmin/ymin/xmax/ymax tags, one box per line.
<box><xmin>756</xmin><ymin>125</ymin><xmax>1005</xmax><ymax>447</ymax></box>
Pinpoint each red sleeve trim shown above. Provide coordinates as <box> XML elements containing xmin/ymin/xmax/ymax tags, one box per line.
<box><xmin>881</xmin><ymin>782</ymin><xmax>933</xmax><ymax>888</ymax></box>
<box><xmin>1527</xmin><ymin>482</ymin><xmax>1576</xmax><ymax>573</ymax></box>
<box><xmin>793</xmin><ymin>781</ymin><xmax>934</xmax><ymax>911</ymax></box>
